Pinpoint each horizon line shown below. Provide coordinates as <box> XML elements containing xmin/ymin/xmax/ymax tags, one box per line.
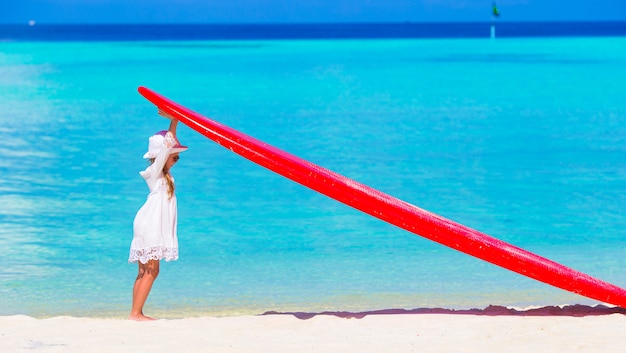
<box><xmin>2</xmin><ymin>20</ymin><xmax>626</xmax><ymax>26</ymax></box>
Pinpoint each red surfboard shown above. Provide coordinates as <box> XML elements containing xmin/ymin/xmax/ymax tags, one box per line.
<box><xmin>139</xmin><ymin>86</ymin><xmax>626</xmax><ymax>308</ymax></box>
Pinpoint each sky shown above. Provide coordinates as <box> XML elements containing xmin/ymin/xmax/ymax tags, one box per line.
<box><xmin>1</xmin><ymin>0</ymin><xmax>625</xmax><ymax>24</ymax></box>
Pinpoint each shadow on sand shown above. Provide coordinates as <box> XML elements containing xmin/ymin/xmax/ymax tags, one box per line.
<box><xmin>263</xmin><ymin>304</ymin><xmax>626</xmax><ymax>320</ymax></box>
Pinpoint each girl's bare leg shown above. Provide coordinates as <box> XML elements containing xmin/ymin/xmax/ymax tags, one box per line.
<box><xmin>129</xmin><ymin>260</ymin><xmax>160</xmax><ymax>321</ymax></box>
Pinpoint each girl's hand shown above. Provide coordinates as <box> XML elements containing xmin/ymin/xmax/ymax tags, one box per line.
<box><xmin>158</xmin><ymin>109</ymin><xmax>176</xmax><ymax>120</ymax></box>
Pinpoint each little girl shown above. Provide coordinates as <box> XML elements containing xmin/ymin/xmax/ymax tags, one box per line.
<box><xmin>128</xmin><ymin>112</ymin><xmax>187</xmax><ymax>321</ymax></box>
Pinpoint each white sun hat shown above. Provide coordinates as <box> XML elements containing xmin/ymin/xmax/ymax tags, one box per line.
<box><xmin>142</xmin><ymin>130</ymin><xmax>188</xmax><ymax>159</ymax></box>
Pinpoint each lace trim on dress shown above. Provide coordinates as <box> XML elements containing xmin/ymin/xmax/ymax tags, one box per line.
<box><xmin>128</xmin><ymin>247</ymin><xmax>179</xmax><ymax>264</ymax></box>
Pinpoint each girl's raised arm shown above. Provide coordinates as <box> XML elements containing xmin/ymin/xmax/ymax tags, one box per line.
<box><xmin>158</xmin><ymin>109</ymin><xmax>179</xmax><ymax>137</ymax></box>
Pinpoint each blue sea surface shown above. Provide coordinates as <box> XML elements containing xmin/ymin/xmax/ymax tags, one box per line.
<box><xmin>1</xmin><ymin>23</ymin><xmax>626</xmax><ymax>318</ymax></box>
<box><xmin>2</xmin><ymin>22</ymin><xmax>626</xmax><ymax>41</ymax></box>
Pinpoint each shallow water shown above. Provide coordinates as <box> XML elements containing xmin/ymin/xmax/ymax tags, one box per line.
<box><xmin>1</xmin><ymin>34</ymin><xmax>626</xmax><ymax>317</ymax></box>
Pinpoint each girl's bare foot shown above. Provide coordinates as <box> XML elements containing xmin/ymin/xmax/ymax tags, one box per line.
<box><xmin>129</xmin><ymin>314</ymin><xmax>157</xmax><ymax>321</ymax></box>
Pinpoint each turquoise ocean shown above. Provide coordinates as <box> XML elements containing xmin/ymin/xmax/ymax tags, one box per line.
<box><xmin>1</xmin><ymin>23</ymin><xmax>626</xmax><ymax>318</ymax></box>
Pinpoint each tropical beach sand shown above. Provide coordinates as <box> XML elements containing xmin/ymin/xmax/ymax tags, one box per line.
<box><xmin>2</xmin><ymin>306</ymin><xmax>625</xmax><ymax>353</ymax></box>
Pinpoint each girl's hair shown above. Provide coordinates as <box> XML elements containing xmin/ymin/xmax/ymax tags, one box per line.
<box><xmin>163</xmin><ymin>170</ymin><xmax>175</xmax><ymax>199</ymax></box>
<box><xmin>149</xmin><ymin>158</ymin><xmax>175</xmax><ymax>199</ymax></box>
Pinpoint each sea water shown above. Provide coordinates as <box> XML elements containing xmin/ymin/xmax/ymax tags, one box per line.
<box><xmin>1</xmin><ymin>24</ymin><xmax>626</xmax><ymax>318</ymax></box>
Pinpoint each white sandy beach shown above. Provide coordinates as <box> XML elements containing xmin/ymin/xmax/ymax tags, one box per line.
<box><xmin>2</xmin><ymin>312</ymin><xmax>626</xmax><ymax>353</ymax></box>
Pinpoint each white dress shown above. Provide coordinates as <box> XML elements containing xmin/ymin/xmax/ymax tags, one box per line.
<box><xmin>128</xmin><ymin>144</ymin><xmax>179</xmax><ymax>264</ymax></box>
